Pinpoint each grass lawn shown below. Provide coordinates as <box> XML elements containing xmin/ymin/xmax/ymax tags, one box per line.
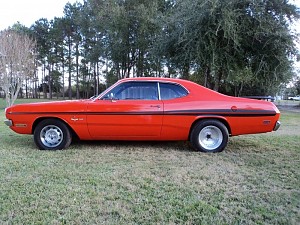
<box><xmin>0</xmin><ymin>99</ymin><xmax>299</xmax><ymax>224</ymax></box>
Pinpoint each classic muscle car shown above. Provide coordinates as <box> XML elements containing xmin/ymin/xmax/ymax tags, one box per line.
<box><xmin>4</xmin><ymin>77</ymin><xmax>281</xmax><ymax>152</ymax></box>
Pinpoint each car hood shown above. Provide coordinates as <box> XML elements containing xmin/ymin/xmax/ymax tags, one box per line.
<box><xmin>5</xmin><ymin>100</ymin><xmax>90</xmax><ymax>114</ymax></box>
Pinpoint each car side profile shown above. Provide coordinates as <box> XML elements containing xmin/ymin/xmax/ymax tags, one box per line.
<box><xmin>288</xmin><ymin>96</ymin><xmax>300</xmax><ymax>101</ymax></box>
<box><xmin>4</xmin><ymin>77</ymin><xmax>281</xmax><ymax>152</ymax></box>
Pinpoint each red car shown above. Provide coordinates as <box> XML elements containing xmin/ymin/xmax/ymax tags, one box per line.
<box><xmin>4</xmin><ymin>77</ymin><xmax>280</xmax><ymax>152</ymax></box>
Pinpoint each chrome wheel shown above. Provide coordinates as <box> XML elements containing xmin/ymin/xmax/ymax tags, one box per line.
<box><xmin>198</xmin><ymin>125</ymin><xmax>223</xmax><ymax>151</ymax></box>
<box><xmin>190</xmin><ymin>120</ymin><xmax>228</xmax><ymax>153</ymax></box>
<box><xmin>34</xmin><ymin>119</ymin><xmax>72</xmax><ymax>150</ymax></box>
<box><xmin>40</xmin><ymin>125</ymin><xmax>63</xmax><ymax>148</ymax></box>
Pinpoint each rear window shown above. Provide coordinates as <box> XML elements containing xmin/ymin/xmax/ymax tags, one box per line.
<box><xmin>160</xmin><ymin>83</ymin><xmax>188</xmax><ymax>100</ymax></box>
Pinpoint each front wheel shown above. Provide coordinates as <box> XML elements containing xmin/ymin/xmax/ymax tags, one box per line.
<box><xmin>190</xmin><ymin>120</ymin><xmax>229</xmax><ymax>153</ymax></box>
<box><xmin>34</xmin><ymin>119</ymin><xmax>72</xmax><ymax>150</ymax></box>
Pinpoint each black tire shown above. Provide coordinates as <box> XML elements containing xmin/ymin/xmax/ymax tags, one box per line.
<box><xmin>190</xmin><ymin>120</ymin><xmax>229</xmax><ymax>153</ymax></box>
<box><xmin>34</xmin><ymin>119</ymin><xmax>72</xmax><ymax>150</ymax></box>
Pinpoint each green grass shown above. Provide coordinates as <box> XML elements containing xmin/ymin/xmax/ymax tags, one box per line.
<box><xmin>0</xmin><ymin>99</ymin><xmax>299</xmax><ymax>224</ymax></box>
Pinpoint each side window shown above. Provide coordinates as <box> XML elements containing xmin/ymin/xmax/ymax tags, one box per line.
<box><xmin>160</xmin><ymin>83</ymin><xmax>188</xmax><ymax>100</ymax></box>
<box><xmin>102</xmin><ymin>82</ymin><xmax>158</xmax><ymax>100</ymax></box>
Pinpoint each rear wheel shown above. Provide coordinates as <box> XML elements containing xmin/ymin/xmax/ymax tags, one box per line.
<box><xmin>34</xmin><ymin>119</ymin><xmax>72</xmax><ymax>150</ymax></box>
<box><xmin>190</xmin><ymin>120</ymin><xmax>228</xmax><ymax>153</ymax></box>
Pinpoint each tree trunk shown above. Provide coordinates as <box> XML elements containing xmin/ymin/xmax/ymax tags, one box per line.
<box><xmin>76</xmin><ymin>43</ymin><xmax>80</xmax><ymax>99</ymax></box>
<box><xmin>213</xmin><ymin>68</ymin><xmax>223</xmax><ymax>92</ymax></box>
<box><xmin>48</xmin><ymin>65</ymin><xmax>53</xmax><ymax>99</ymax></box>
<box><xmin>204</xmin><ymin>65</ymin><xmax>211</xmax><ymax>88</ymax></box>
<box><xmin>43</xmin><ymin>65</ymin><xmax>47</xmax><ymax>99</ymax></box>
<box><xmin>25</xmin><ymin>78</ymin><xmax>28</xmax><ymax>99</ymax></box>
<box><xmin>182</xmin><ymin>63</ymin><xmax>190</xmax><ymax>80</ymax></box>
<box><xmin>68</xmin><ymin>37</ymin><xmax>72</xmax><ymax>99</ymax></box>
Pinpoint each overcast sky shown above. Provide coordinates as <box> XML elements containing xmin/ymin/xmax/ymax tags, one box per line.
<box><xmin>0</xmin><ymin>0</ymin><xmax>83</xmax><ymax>30</ymax></box>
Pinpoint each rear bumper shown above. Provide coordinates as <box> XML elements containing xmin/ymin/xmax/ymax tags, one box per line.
<box><xmin>273</xmin><ymin>121</ymin><xmax>281</xmax><ymax>131</ymax></box>
<box><xmin>4</xmin><ymin>119</ymin><xmax>13</xmax><ymax>127</ymax></box>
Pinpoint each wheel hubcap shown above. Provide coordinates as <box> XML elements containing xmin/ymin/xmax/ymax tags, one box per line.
<box><xmin>199</xmin><ymin>126</ymin><xmax>223</xmax><ymax>151</ymax></box>
<box><xmin>40</xmin><ymin>125</ymin><xmax>63</xmax><ymax>148</ymax></box>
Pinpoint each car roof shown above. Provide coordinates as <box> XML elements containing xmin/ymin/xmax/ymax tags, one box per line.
<box><xmin>121</xmin><ymin>77</ymin><xmax>182</xmax><ymax>82</ymax></box>
<box><xmin>119</xmin><ymin>77</ymin><xmax>197</xmax><ymax>87</ymax></box>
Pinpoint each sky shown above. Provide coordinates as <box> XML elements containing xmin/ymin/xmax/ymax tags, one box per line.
<box><xmin>0</xmin><ymin>0</ymin><xmax>83</xmax><ymax>30</ymax></box>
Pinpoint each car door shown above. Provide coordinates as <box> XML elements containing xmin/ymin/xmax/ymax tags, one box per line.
<box><xmin>159</xmin><ymin>82</ymin><xmax>191</xmax><ymax>140</ymax></box>
<box><xmin>86</xmin><ymin>81</ymin><xmax>163</xmax><ymax>139</ymax></box>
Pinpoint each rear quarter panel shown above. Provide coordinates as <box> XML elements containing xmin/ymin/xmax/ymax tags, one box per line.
<box><xmin>160</xmin><ymin>82</ymin><xmax>280</xmax><ymax>139</ymax></box>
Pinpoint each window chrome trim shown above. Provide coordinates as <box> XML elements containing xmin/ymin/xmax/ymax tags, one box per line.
<box><xmin>100</xmin><ymin>81</ymin><xmax>160</xmax><ymax>101</ymax></box>
<box><xmin>157</xmin><ymin>82</ymin><xmax>161</xmax><ymax>100</ymax></box>
<box><xmin>98</xmin><ymin>79</ymin><xmax>189</xmax><ymax>101</ymax></box>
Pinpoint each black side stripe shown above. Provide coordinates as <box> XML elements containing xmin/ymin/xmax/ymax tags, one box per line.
<box><xmin>164</xmin><ymin>109</ymin><xmax>276</xmax><ymax>116</ymax></box>
<box><xmin>9</xmin><ymin>109</ymin><xmax>277</xmax><ymax>117</ymax></box>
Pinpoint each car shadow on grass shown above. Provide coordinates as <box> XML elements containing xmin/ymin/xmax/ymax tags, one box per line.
<box><xmin>1</xmin><ymin>133</ymin><xmax>277</xmax><ymax>155</ymax></box>
<box><xmin>71</xmin><ymin>138</ymin><xmax>268</xmax><ymax>154</ymax></box>
<box><xmin>71</xmin><ymin>140</ymin><xmax>197</xmax><ymax>153</ymax></box>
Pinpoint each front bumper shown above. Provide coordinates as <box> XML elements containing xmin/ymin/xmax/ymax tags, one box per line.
<box><xmin>4</xmin><ymin>119</ymin><xmax>13</xmax><ymax>127</ymax></box>
<box><xmin>273</xmin><ymin>121</ymin><xmax>281</xmax><ymax>131</ymax></box>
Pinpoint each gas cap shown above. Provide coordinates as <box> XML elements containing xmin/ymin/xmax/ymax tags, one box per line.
<box><xmin>231</xmin><ymin>106</ymin><xmax>238</xmax><ymax>112</ymax></box>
